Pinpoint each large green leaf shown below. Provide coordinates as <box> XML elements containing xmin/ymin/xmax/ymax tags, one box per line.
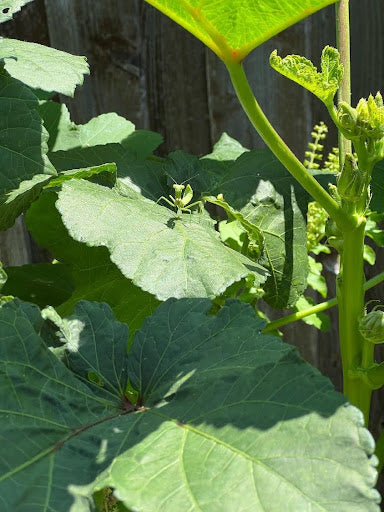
<box><xmin>56</xmin><ymin>179</ymin><xmax>267</xmax><ymax>300</ymax></box>
<box><xmin>26</xmin><ymin>190</ymin><xmax>159</xmax><ymax>343</ymax></box>
<box><xmin>0</xmin><ymin>0</ymin><xmax>33</xmax><ymax>23</ymax></box>
<box><xmin>159</xmin><ymin>145</ymin><xmax>331</xmax><ymax>309</ymax></box>
<box><xmin>0</xmin><ymin>38</ymin><xmax>89</xmax><ymax>96</ymax></box>
<box><xmin>0</xmin><ymin>298</ymin><xmax>380</xmax><ymax>511</ymax></box>
<box><xmin>144</xmin><ymin>0</ymin><xmax>337</xmax><ymax>63</ymax></box>
<box><xmin>0</xmin><ymin>72</ymin><xmax>56</xmax><ymax>229</ymax></box>
<box><xmin>213</xmin><ymin>149</ymin><xmax>311</xmax><ymax>308</ymax></box>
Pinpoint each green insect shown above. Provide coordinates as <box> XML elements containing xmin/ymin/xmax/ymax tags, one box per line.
<box><xmin>157</xmin><ymin>179</ymin><xmax>203</xmax><ymax>218</ymax></box>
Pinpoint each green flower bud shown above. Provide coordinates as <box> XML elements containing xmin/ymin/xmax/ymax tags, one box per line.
<box><xmin>337</xmin><ymin>101</ymin><xmax>357</xmax><ymax>133</ymax></box>
<box><xmin>359</xmin><ymin>309</ymin><xmax>384</xmax><ymax>344</ymax></box>
<box><xmin>337</xmin><ymin>153</ymin><xmax>364</xmax><ymax>202</ymax></box>
<box><xmin>356</xmin><ymin>98</ymin><xmax>369</xmax><ymax>123</ymax></box>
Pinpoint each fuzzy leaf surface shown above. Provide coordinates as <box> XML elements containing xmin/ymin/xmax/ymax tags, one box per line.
<box><xmin>0</xmin><ymin>0</ymin><xmax>33</xmax><ymax>23</ymax></box>
<box><xmin>0</xmin><ymin>72</ymin><xmax>56</xmax><ymax>229</ymax></box>
<box><xmin>26</xmin><ymin>190</ymin><xmax>159</xmax><ymax>343</ymax></box>
<box><xmin>1</xmin><ymin>298</ymin><xmax>380</xmax><ymax>511</ymax></box>
<box><xmin>270</xmin><ymin>46</ymin><xmax>343</xmax><ymax>106</ymax></box>
<box><xmin>144</xmin><ymin>0</ymin><xmax>337</xmax><ymax>63</ymax></box>
<box><xmin>0</xmin><ymin>38</ymin><xmax>89</xmax><ymax>96</ymax></box>
<box><xmin>56</xmin><ymin>179</ymin><xmax>267</xmax><ymax>300</ymax></box>
<box><xmin>38</xmin><ymin>102</ymin><xmax>136</xmax><ymax>152</ymax></box>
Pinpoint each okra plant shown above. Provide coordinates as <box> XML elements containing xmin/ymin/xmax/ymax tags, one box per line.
<box><xmin>1</xmin><ymin>0</ymin><xmax>384</xmax><ymax>510</ymax></box>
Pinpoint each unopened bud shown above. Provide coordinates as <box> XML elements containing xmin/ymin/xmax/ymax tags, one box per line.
<box><xmin>337</xmin><ymin>102</ymin><xmax>357</xmax><ymax>133</ymax></box>
<box><xmin>359</xmin><ymin>309</ymin><xmax>384</xmax><ymax>344</ymax></box>
<box><xmin>337</xmin><ymin>153</ymin><xmax>364</xmax><ymax>202</ymax></box>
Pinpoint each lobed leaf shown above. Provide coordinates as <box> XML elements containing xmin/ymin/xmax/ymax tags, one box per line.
<box><xmin>145</xmin><ymin>0</ymin><xmax>338</xmax><ymax>63</ymax></box>
<box><xmin>56</xmin><ymin>179</ymin><xmax>268</xmax><ymax>300</ymax></box>
<box><xmin>270</xmin><ymin>46</ymin><xmax>343</xmax><ymax>106</ymax></box>
<box><xmin>0</xmin><ymin>298</ymin><xmax>380</xmax><ymax>511</ymax></box>
<box><xmin>0</xmin><ymin>38</ymin><xmax>89</xmax><ymax>96</ymax></box>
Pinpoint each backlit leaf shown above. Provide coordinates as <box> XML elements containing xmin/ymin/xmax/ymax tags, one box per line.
<box><xmin>144</xmin><ymin>0</ymin><xmax>337</xmax><ymax>63</ymax></box>
<box><xmin>270</xmin><ymin>46</ymin><xmax>343</xmax><ymax>106</ymax></box>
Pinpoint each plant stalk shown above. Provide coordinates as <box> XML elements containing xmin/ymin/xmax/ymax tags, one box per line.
<box><xmin>226</xmin><ymin>61</ymin><xmax>353</xmax><ymax>232</ymax></box>
<box><xmin>337</xmin><ymin>219</ymin><xmax>372</xmax><ymax>425</ymax></box>
<box><xmin>335</xmin><ymin>0</ymin><xmax>352</xmax><ymax>163</ymax></box>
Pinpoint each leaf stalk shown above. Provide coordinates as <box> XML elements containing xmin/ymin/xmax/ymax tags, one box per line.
<box><xmin>226</xmin><ymin>61</ymin><xmax>354</xmax><ymax>232</ymax></box>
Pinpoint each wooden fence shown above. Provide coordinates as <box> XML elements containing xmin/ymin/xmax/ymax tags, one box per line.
<box><xmin>1</xmin><ymin>0</ymin><xmax>384</xmax><ymax>493</ymax></box>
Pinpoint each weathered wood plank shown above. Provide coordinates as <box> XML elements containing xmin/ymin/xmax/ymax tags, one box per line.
<box><xmin>44</xmin><ymin>0</ymin><xmax>148</xmax><ymax>127</ymax></box>
<box><xmin>140</xmin><ymin>4</ymin><xmax>211</xmax><ymax>155</ymax></box>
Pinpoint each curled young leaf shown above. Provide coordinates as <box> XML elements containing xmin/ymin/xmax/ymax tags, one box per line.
<box><xmin>270</xmin><ymin>46</ymin><xmax>343</xmax><ymax>107</ymax></box>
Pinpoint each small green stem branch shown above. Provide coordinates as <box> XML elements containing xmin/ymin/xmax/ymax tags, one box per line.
<box><xmin>263</xmin><ymin>271</ymin><xmax>384</xmax><ymax>333</ymax></box>
<box><xmin>263</xmin><ymin>297</ymin><xmax>337</xmax><ymax>333</ymax></box>
<box><xmin>335</xmin><ymin>0</ymin><xmax>352</xmax><ymax>162</ymax></box>
<box><xmin>338</xmin><ymin>220</ymin><xmax>372</xmax><ymax>425</ymax></box>
<box><xmin>226</xmin><ymin>61</ymin><xmax>353</xmax><ymax>232</ymax></box>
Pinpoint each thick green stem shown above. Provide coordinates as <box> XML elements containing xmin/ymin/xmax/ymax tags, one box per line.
<box><xmin>336</xmin><ymin>0</ymin><xmax>352</xmax><ymax>163</ymax></box>
<box><xmin>226</xmin><ymin>61</ymin><xmax>354</xmax><ymax>232</ymax></box>
<box><xmin>338</xmin><ymin>219</ymin><xmax>372</xmax><ymax>425</ymax></box>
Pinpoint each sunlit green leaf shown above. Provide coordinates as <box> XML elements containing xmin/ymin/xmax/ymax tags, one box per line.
<box><xmin>26</xmin><ymin>190</ymin><xmax>159</xmax><ymax>344</ymax></box>
<box><xmin>145</xmin><ymin>0</ymin><xmax>337</xmax><ymax>63</ymax></box>
<box><xmin>270</xmin><ymin>46</ymin><xmax>343</xmax><ymax>106</ymax></box>
<box><xmin>56</xmin><ymin>179</ymin><xmax>268</xmax><ymax>300</ymax></box>
<box><xmin>0</xmin><ymin>38</ymin><xmax>89</xmax><ymax>96</ymax></box>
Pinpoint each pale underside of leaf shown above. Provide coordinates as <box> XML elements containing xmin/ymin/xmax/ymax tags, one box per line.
<box><xmin>0</xmin><ymin>38</ymin><xmax>89</xmax><ymax>96</ymax></box>
<box><xmin>56</xmin><ymin>179</ymin><xmax>267</xmax><ymax>300</ymax></box>
<box><xmin>0</xmin><ymin>0</ymin><xmax>33</xmax><ymax>23</ymax></box>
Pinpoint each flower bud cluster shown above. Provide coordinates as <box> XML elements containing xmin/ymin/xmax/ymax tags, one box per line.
<box><xmin>337</xmin><ymin>92</ymin><xmax>384</xmax><ymax>141</ymax></box>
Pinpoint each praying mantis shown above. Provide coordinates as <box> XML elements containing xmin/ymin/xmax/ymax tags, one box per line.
<box><xmin>157</xmin><ymin>178</ymin><xmax>203</xmax><ymax>218</ymax></box>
